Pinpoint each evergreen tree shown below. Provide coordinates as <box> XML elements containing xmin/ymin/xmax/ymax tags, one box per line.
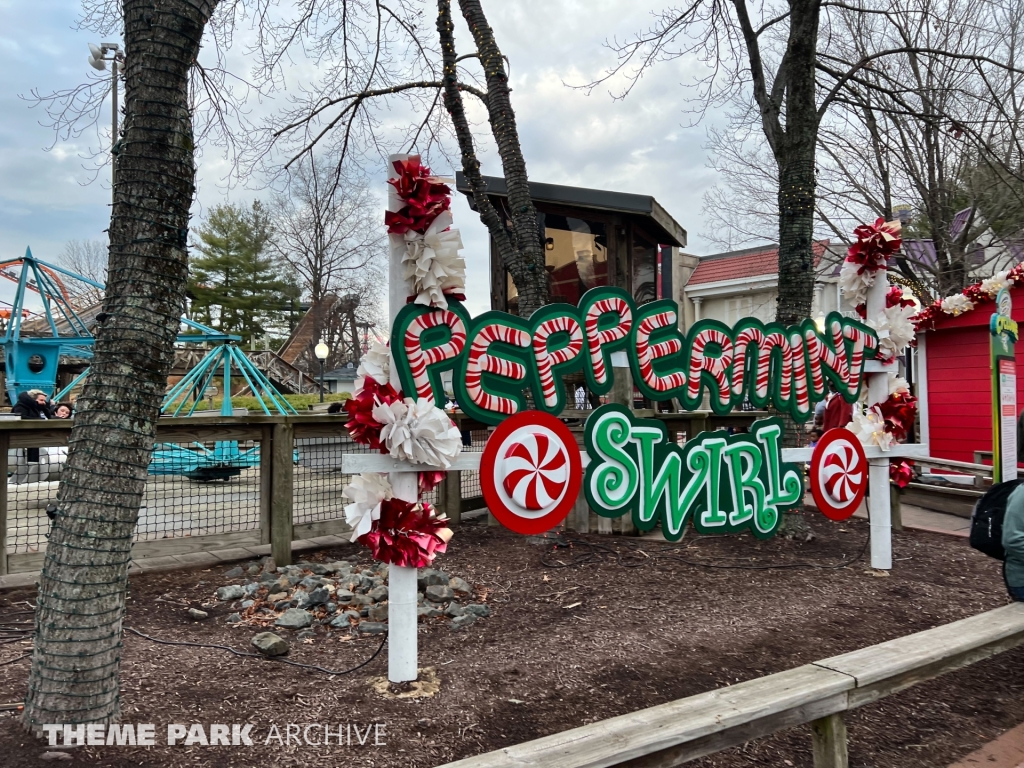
<box><xmin>189</xmin><ymin>201</ymin><xmax>299</xmax><ymax>343</ymax></box>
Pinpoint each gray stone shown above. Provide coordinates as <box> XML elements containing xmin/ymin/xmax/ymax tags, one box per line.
<box><xmin>425</xmin><ymin>585</ymin><xmax>455</xmax><ymax>602</ymax></box>
<box><xmin>274</xmin><ymin>601</ymin><xmax>291</xmax><ymax>611</ymax></box>
<box><xmin>259</xmin><ymin>571</ymin><xmax>280</xmax><ymax>585</ymax></box>
<box><xmin>291</xmin><ymin>589</ymin><xmax>310</xmax><ymax>609</ymax></box>
<box><xmin>417</xmin><ymin>606</ymin><xmax>442</xmax><ymax>618</ymax></box>
<box><xmin>243</xmin><ymin>582</ymin><xmax>260</xmax><ymax>596</ymax></box>
<box><xmin>226</xmin><ymin>612</ymin><xmax>241</xmax><ymax>623</ymax></box>
<box><xmin>300</xmin><ymin>576</ymin><xmax>325</xmax><ymax>590</ymax></box>
<box><xmin>296</xmin><ymin>629</ymin><xmax>316</xmax><ymax>640</ymax></box>
<box><xmin>216</xmin><ymin>585</ymin><xmax>245</xmax><ymax>601</ymax></box>
<box><xmin>308</xmin><ymin>563</ymin><xmax>330</xmax><ymax>575</ymax></box>
<box><xmin>246</xmin><ymin>564</ymin><xmax>261</xmax><ymax>576</ymax></box>
<box><xmin>418</xmin><ymin>592</ymin><xmax>425</xmax><ymax>604</ymax></box>
<box><xmin>367</xmin><ymin>604</ymin><xmax>389</xmax><ymax>622</ymax></box>
<box><xmin>241</xmin><ymin>600</ymin><xmax>255</xmax><ymax>609</ymax></box>
<box><xmin>444</xmin><ymin>602</ymin><xmax>465</xmax><ymax>618</ymax></box>
<box><xmin>417</xmin><ymin>569</ymin><xmax>449</xmax><ymax>589</ymax></box>
<box><xmin>359</xmin><ymin>607</ymin><xmax>369</xmax><ymax>617</ymax></box>
<box><xmin>329</xmin><ymin>614</ymin><xmax>353</xmax><ymax>628</ymax></box>
<box><xmin>324</xmin><ymin>561</ymin><xmax>350</xmax><ymax>575</ymax></box>
<box><xmin>342</xmin><ymin>610</ymin><xmax>361</xmax><ymax>621</ymax></box>
<box><xmin>368</xmin><ymin>585</ymin><xmax>389</xmax><ymax>602</ymax></box>
<box><xmin>223</xmin><ymin>566</ymin><xmax>244</xmax><ymax>578</ymax></box>
<box><xmin>464</xmin><ymin>603</ymin><xmax>491</xmax><ymax>618</ymax></box>
<box><xmin>449</xmin><ymin>577</ymin><xmax>472</xmax><ymax>594</ymax></box>
<box><xmin>325</xmin><ymin>602</ymin><xmax>338</xmax><ymax>614</ymax></box>
<box><xmin>260</xmin><ymin>556</ymin><xmax>277</xmax><ymax>573</ymax></box>
<box><xmin>251</xmin><ymin>632</ymin><xmax>289</xmax><ymax>657</ymax></box>
<box><xmin>308</xmin><ymin>587</ymin><xmax>331</xmax><ymax>606</ymax></box>
<box><xmin>275</xmin><ymin>608</ymin><xmax>314</xmax><ymax>630</ymax></box>
<box><xmin>334</xmin><ymin>589</ymin><xmax>355</xmax><ymax>604</ymax></box>
<box><xmin>187</xmin><ymin>608</ymin><xmax>208</xmax><ymax>620</ymax></box>
<box><xmin>450</xmin><ymin>614</ymin><xmax>477</xmax><ymax>631</ymax></box>
<box><xmin>281</xmin><ymin>565</ymin><xmax>302</xmax><ymax>573</ymax></box>
<box><xmin>286</xmin><ymin>574</ymin><xmax>303</xmax><ymax>586</ymax></box>
<box><xmin>375</xmin><ymin>564</ymin><xmax>389</xmax><ymax>579</ymax></box>
<box><xmin>271</xmin><ymin>577</ymin><xmax>291</xmax><ymax>592</ymax></box>
<box><xmin>370</xmin><ymin>576</ymin><xmax>385</xmax><ymax>588</ymax></box>
<box><xmin>349</xmin><ymin>594</ymin><xmax>374</xmax><ymax>606</ymax></box>
<box><xmin>357</xmin><ymin>621</ymin><xmax>388</xmax><ymax>635</ymax></box>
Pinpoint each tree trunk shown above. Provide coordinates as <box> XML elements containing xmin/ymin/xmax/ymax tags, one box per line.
<box><xmin>774</xmin><ymin>0</ymin><xmax>822</xmax><ymax>326</ymax></box>
<box><xmin>22</xmin><ymin>0</ymin><xmax>214</xmax><ymax>731</ymax></box>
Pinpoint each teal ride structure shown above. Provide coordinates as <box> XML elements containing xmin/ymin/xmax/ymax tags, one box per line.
<box><xmin>3</xmin><ymin>247</ymin><xmax>297</xmax><ymax>481</ymax></box>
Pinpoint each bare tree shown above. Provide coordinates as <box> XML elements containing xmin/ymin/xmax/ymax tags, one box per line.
<box><xmin>22</xmin><ymin>0</ymin><xmax>219</xmax><ymax>730</ymax></box>
<box><xmin>702</xmin><ymin>0</ymin><xmax>1024</xmax><ymax>299</ymax></box>
<box><xmin>58</xmin><ymin>239</ymin><xmax>108</xmax><ymax>304</ymax></box>
<box><xmin>586</xmin><ymin>0</ymin><xmax>1024</xmax><ymax>322</ymax></box>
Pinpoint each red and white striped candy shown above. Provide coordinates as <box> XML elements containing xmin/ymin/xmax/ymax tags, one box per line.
<box><xmin>635</xmin><ymin>310</ymin><xmax>686</xmax><ymax>393</ymax></box>
<box><xmin>502</xmin><ymin>431</ymin><xmax>570</xmax><ymax>511</ymax></box>
<box><xmin>584</xmin><ymin>297</ymin><xmax>632</xmax><ymax>386</ymax></box>
<box><xmin>763</xmin><ymin>331</ymin><xmax>794</xmax><ymax>403</ymax></box>
<box><xmin>534</xmin><ymin>315</ymin><xmax>584</xmax><ymax>408</ymax></box>
<box><xmin>821</xmin><ymin>441</ymin><xmax>864</xmax><ymax>506</ymax></box>
<box><xmin>788</xmin><ymin>330</ymin><xmax>811</xmax><ymax>416</ymax></box>
<box><xmin>687</xmin><ymin>327</ymin><xmax>733</xmax><ymax>408</ymax></box>
<box><xmin>403</xmin><ymin>309</ymin><xmax>467</xmax><ymax>400</ymax></box>
<box><xmin>466</xmin><ymin>322</ymin><xmax>530</xmax><ymax>415</ymax></box>
<box><xmin>732</xmin><ymin>326</ymin><xmax>766</xmax><ymax>396</ymax></box>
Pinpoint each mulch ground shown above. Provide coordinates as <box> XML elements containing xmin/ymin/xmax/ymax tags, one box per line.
<box><xmin>1</xmin><ymin>510</ymin><xmax>1021</xmax><ymax>768</ymax></box>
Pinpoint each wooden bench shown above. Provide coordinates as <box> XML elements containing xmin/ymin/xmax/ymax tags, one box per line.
<box><xmin>438</xmin><ymin>603</ymin><xmax>1024</xmax><ymax>768</ymax></box>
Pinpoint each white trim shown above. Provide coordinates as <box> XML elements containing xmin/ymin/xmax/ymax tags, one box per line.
<box><xmin>916</xmin><ymin>331</ymin><xmax>930</xmax><ymax>452</ymax></box>
<box><xmin>685</xmin><ymin>275</ymin><xmax>777</xmax><ymax>298</ymax></box>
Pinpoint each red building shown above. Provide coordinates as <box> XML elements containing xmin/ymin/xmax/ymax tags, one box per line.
<box><xmin>920</xmin><ymin>286</ymin><xmax>1024</xmax><ymax>463</ymax></box>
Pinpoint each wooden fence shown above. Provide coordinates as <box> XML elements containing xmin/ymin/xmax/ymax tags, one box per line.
<box><xmin>438</xmin><ymin>603</ymin><xmax>1024</xmax><ymax>768</ymax></box>
<box><xmin>0</xmin><ymin>416</ymin><xmax>483</xmax><ymax>576</ymax></box>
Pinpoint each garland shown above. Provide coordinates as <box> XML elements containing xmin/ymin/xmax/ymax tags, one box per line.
<box><xmin>913</xmin><ymin>266</ymin><xmax>1020</xmax><ymax>331</ymax></box>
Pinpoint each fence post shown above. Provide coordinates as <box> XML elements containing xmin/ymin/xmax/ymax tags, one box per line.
<box><xmin>0</xmin><ymin>431</ymin><xmax>8</xmax><ymax>576</ymax></box>
<box><xmin>441</xmin><ymin>469</ymin><xmax>461</xmax><ymax>526</ymax></box>
<box><xmin>259</xmin><ymin>424</ymin><xmax>273</xmax><ymax>546</ymax></box>
<box><xmin>810</xmin><ymin>713</ymin><xmax>848</xmax><ymax>768</ymax></box>
<box><xmin>270</xmin><ymin>422</ymin><xmax>294</xmax><ymax>566</ymax></box>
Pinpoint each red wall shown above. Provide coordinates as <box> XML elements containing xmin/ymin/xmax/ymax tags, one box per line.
<box><xmin>926</xmin><ymin>286</ymin><xmax>1024</xmax><ymax>463</ymax></box>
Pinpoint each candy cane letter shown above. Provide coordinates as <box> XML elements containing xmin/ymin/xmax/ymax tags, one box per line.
<box><xmin>732</xmin><ymin>325</ymin><xmax>766</xmax><ymax>397</ymax></box>
<box><xmin>634</xmin><ymin>308</ymin><xmax>686</xmax><ymax>394</ymax></box>
<box><xmin>583</xmin><ymin>294</ymin><xmax>633</xmax><ymax>387</ymax></box>
<box><xmin>465</xmin><ymin>322</ymin><xmax>532</xmax><ymax>416</ymax></box>
<box><xmin>533</xmin><ymin>313</ymin><xmax>584</xmax><ymax>409</ymax></box>
<box><xmin>401</xmin><ymin>308</ymin><xmax>467</xmax><ymax>400</ymax></box>
<box><xmin>687</xmin><ymin>325</ymin><xmax>734</xmax><ymax>410</ymax></box>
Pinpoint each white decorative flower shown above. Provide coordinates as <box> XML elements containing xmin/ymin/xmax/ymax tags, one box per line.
<box><xmin>981</xmin><ymin>270</ymin><xmax>1009</xmax><ymax>297</ymax></box>
<box><xmin>354</xmin><ymin>339</ymin><xmax>391</xmax><ymax>392</ymax></box>
<box><xmin>940</xmin><ymin>293</ymin><xmax>974</xmax><ymax>316</ymax></box>
<box><xmin>867</xmin><ymin>304</ymin><xmax>917</xmax><ymax>361</ymax></box>
<box><xmin>857</xmin><ymin>373</ymin><xmax>910</xmax><ymax>404</ymax></box>
<box><xmin>402</xmin><ymin>211</ymin><xmax>467</xmax><ymax>309</ymax></box>
<box><xmin>342</xmin><ymin>472</ymin><xmax>393</xmax><ymax>542</ymax></box>
<box><xmin>848</xmin><ymin>404</ymin><xmax>892</xmax><ymax>451</ymax></box>
<box><xmin>839</xmin><ymin>259</ymin><xmax>874</xmax><ymax>307</ymax></box>
<box><xmin>372</xmin><ymin>397</ymin><xmax>463</xmax><ymax>468</ymax></box>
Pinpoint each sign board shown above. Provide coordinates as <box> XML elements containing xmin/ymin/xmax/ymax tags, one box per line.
<box><xmin>991</xmin><ymin>288</ymin><xmax>1019</xmax><ymax>483</ymax></box>
<box><xmin>808</xmin><ymin>428</ymin><xmax>868</xmax><ymax>521</ymax></box>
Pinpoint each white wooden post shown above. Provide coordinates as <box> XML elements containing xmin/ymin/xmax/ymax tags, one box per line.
<box><xmin>866</xmin><ymin>269</ymin><xmax>892</xmax><ymax>570</ymax></box>
<box><xmin>387</xmin><ymin>154</ymin><xmax>419</xmax><ymax>683</ymax></box>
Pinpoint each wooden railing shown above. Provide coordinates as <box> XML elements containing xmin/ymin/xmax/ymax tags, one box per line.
<box><xmin>437</xmin><ymin>603</ymin><xmax>1024</xmax><ymax>768</ymax></box>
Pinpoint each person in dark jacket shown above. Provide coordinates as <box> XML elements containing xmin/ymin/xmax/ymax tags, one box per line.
<box><xmin>12</xmin><ymin>389</ymin><xmax>51</xmax><ymax>420</ymax></box>
<box><xmin>1003</xmin><ymin>484</ymin><xmax>1024</xmax><ymax>600</ymax></box>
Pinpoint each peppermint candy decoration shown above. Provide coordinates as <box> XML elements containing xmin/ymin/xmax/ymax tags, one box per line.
<box><xmin>810</xmin><ymin>428</ymin><xmax>868</xmax><ymax>521</ymax></box>
<box><xmin>480</xmin><ymin>411</ymin><xmax>582</xmax><ymax>535</ymax></box>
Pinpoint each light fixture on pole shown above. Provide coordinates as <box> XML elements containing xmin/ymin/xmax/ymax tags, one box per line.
<box><xmin>87</xmin><ymin>42</ymin><xmax>123</xmax><ymax>199</ymax></box>
<box><xmin>314</xmin><ymin>343</ymin><xmax>329</xmax><ymax>403</ymax></box>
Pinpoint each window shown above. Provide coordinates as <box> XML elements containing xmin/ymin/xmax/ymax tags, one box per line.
<box><xmin>632</xmin><ymin>231</ymin><xmax>657</xmax><ymax>306</ymax></box>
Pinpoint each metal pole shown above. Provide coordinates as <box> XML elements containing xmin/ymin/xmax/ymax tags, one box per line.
<box><xmin>111</xmin><ymin>56</ymin><xmax>117</xmax><ymax>198</ymax></box>
<box><xmin>319</xmin><ymin>359</ymin><xmax>324</xmax><ymax>403</ymax></box>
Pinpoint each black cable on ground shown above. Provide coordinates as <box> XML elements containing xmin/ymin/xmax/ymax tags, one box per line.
<box><xmin>124</xmin><ymin>627</ymin><xmax>387</xmax><ymax>676</ymax></box>
<box><xmin>0</xmin><ymin>653</ymin><xmax>31</xmax><ymax>668</ymax></box>
<box><xmin>541</xmin><ymin>531</ymin><xmax>871</xmax><ymax>572</ymax></box>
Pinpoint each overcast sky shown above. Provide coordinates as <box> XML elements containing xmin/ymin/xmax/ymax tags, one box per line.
<box><xmin>0</xmin><ymin>0</ymin><xmax>736</xmax><ymax>320</ymax></box>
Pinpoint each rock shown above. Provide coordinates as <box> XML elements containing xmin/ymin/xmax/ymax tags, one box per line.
<box><xmin>241</xmin><ymin>600</ymin><xmax>255</xmax><ymax>609</ymax></box>
<box><xmin>334</xmin><ymin>589</ymin><xmax>355</xmax><ymax>604</ymax></box>
<box><xmin>417</xmin><ymin>606</ymin><xmax>442</xmax><ymax>618</ymax></box>
<box><xmin>449</xmin><ymin>577</ymin><xmax>471</xmax><ymax>593</ymax></box>
<box><xmin>329</xmin><ymin>614</ymin><xmax>352</xmax><ymax>628</ymax></box>
<box><xmin>324</xmin><ymin>561</ymin><xmax>350</xmax><ymax>575</ymax></box>
<box><xmin>281</xmin><ymin>565</ymin><xmax>301</xmax><ymax>573</ymax></box>
<box><xmin>417</xmin><ymin>569</ymin><xmax>449</xmax><ymax>589</ymax></box>
<box><xmin>260</xmin><ymin>556</ymin><xmax>276</xmax><ymax>573</ymax></box>
<box><xmin>464</xmin><ymin>603</ymin><xmax>491</xmax><ymax>617</ymax></box>
<box><xmin>368</xmin><ymin>585</ymin><xmax>389</xmax><ymax>602</ymax></box>
<box><xmin>246</xmin><ymin>564</ymin><xmax>261</xmax><ymax>576</ymax></box>
<box><xmin>251</xmin><ymin>632</ymin><xmax>289</xmax><ymax>657</ymax></box>
<box><xmin>188</xmin><ymin>608</ymin><xmax>208</xmax><ymax>620</ymax></box>
<box><xmin>325</xmin><ymin>602</ymin><xmax>338</xmax><ymax>614</ymax></box>
<box><xmin>357</xmin><ymin>621</ymin><xmax>388</xmax><ymax>635</ymax></box>
<box><xmin>267</xmin><ymin>592</ymin><xmax>288</xmax><ymax>603</ymax></box>
<box><xmin>444</xmin><ymin>602</ymin><xmax>465</xmax><ymax>618</ymax></box>
<box><xmin>308</xmin><ymin>563</ymin><xmax>330</xmax><ymax>575</ymax></box>
<box><xmin>216</xmin><ymin>585</ymin><xmax>245</xmax><ymax>601</ymax></box>
<box><xmin>296</xmin><ymin>629</ymin><xmax>316</xmax><ymax>640</ymax></box>
<box><xmin>300</xmin><ymin>576</ymin><xmax>324</xmax><ymax>590</ymax></box>
<box><xmin>425</xmin><ymin>585</ymin><xmax>455</xmax><ymax>602</ymax></box>
<box><xmin>375</xmin><ymin>564</ymin><xmax>389</xmax><ymax>579</ymax></box>
<box><xmin>350</xmin><ymin>594</ymin><xmax>374</xmax><ymax>607</ymax></box>
<box><xmin>418</xmin><ymin>592</ymin><xmax>425</xmax><ymax>604</ymax></box>
<box><xmin>274</xmin><ymin>601</ymin><xmax>292</xmax><ymax>611</ymax></box>
<box><xmin>291</xmin><ymin>589</ymin><xmax>310</xmax><ymax>609</ymax></box>
<box><xmin>367</xmin><ymin>604</ymin><xmax>389</xmax><ymax>622</ymax></box>
<box><xmin>243</xmin><ymin>582</ymin><xmax>260</xmax><ymax>595</ymax></box>
<box><xmin>271</xmin><ymin>577</ymin><xmax>291</xmax><ymax>592</ymax></box>
<box><xmin>275</xmin><ymin>608</ymin><xmax>314</xmax><ymax>630</ymax></box>
<box><xmin>307</xmin><ymin>587</ymin><xmax>330</xmax><ymax>607</ymax></box>
<box><xmin>223</xmin><ymin>566</ymin><xmax>244</xmax><ymax>578</ymax></box>
<box><xmin>450</xmin><ymin>614</ymin><xmax>477</xmax><ymax>631</ymax></box>
<box><xmin>286</xmin><ymin>574</ymin><xmax>303</xmax><ymax>586</ymax></box>
<box><xmin>226</xmin><ymin>612</ymin><xmax>241</xmax><ymax>623</ymax></box>
<box><xmin>259</xmin><ymin>571</ymin><xmax>280</xmax><ymax>585</ymax></box>
<box><xmin>370</xmin><ymin>576</ymin><xmax>385</xmax><ymax>588</ymax></box>
<box><xmin>342</xmin><ymin>610</ymin><xmax>361</xmax><ymax>621</ymax></box>
<box><xmin>359</xmin><ymin>607</ymin><xmax>370</xmax><ymax>617</ymax></box>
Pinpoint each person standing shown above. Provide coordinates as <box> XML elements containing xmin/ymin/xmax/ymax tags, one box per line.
<box><xmin>1002</xmin><ymin>484</ymin><xmax>1024</xmax><ymax>600</ymax></box>
<box><xmin>11</xmin><ymin>389</ymin><xmax>51</xmax><ymax>466</ymax></box>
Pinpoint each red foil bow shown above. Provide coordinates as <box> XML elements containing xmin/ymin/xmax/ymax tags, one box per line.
<box><xmin>856</xmin><ymin>285</ymin><xmax>917</xmax><ymax>319</ymax></box>
<box><xmin>385</xmin><ymin>157</ymin><xmax>452</xmax><ymax>235</ymax></box>
<box><xmin>878</xmin><ymin>391</ymin><xmax>918</xmax><ymax>443</ymax></box>
<box><xmin>344</xmin><ymin>379</ymin><xmax>402</xmax><ymax>450</ymax></box>
<box><xmin>890</xmin><ymin>460</ymin><xmax>915</xmax><ymax>489</ymax></box>
<box><xmin>418</xmin><ymin>470</ymin><xmax>446</xmax><ymax>495</ymax></box>
<box><xmin>847</xmin><ymin>218</ymin><xmax>902</xmax><ymax>275</ymax></box>
<box><xmin>357</xmin><ymin>498</ymin><xmax>452</xmax><ymax>568</ymax></box>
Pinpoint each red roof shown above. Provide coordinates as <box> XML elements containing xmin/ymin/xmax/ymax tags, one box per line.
<box><xmin>688</xmin><ymin>241</ymin><xmax>829</xmax><ymax>286</ymax></box>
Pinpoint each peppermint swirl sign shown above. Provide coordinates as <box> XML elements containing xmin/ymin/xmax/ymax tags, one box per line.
<box><xmin>809</xmin><ymin>428</ymin><xmax>869</xmax><ymax>521</ymax></box>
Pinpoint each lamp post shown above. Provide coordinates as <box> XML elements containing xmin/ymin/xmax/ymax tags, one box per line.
<box><xmin>314</xmin><ymin>343</ymin><xmax>329</xmax><ymax>403</ymax></box>
<box><xmin>88</xmin><ymin>42</ymin><xmax>123</xmax><ymax>197</ymax></box>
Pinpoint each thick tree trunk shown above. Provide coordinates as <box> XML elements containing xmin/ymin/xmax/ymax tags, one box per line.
<box><xmin>22</xmin><ymin>0</ymin><xmax>214</xmax><ymax>731</ymax></box>
<box><xmin>774</xmin><ymin>0</ymin><xmax>821</xmax><ymax>326</ymax></box>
